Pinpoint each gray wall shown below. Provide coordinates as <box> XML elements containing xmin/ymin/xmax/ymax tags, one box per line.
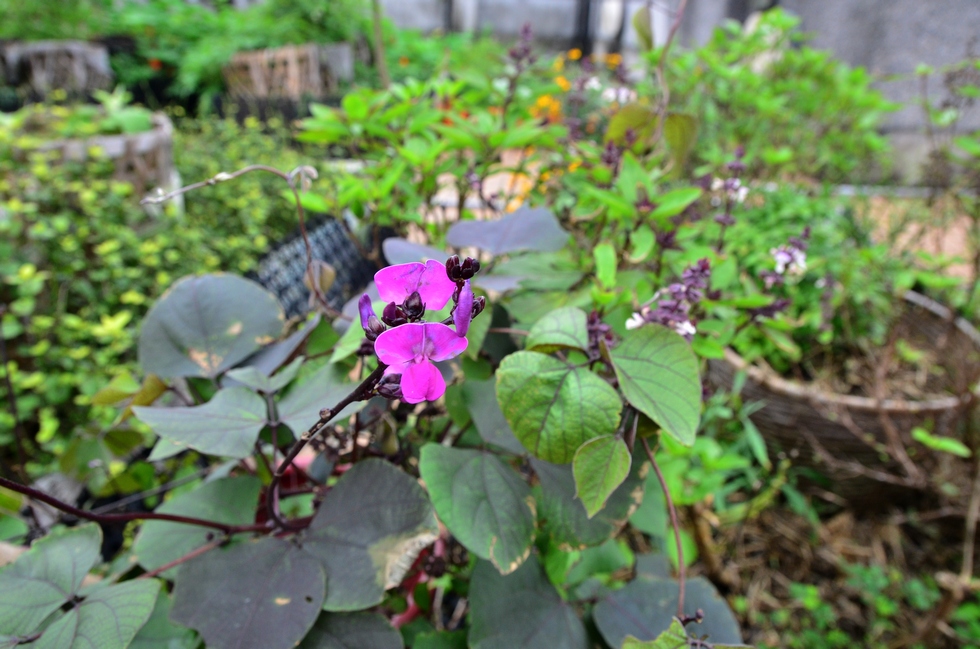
<box><xmin>781</xmin><ymin>0</ymin><xmax>980</xmax><ymax>182</ymax></box>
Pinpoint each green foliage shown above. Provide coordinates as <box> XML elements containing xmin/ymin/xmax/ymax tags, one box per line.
<box><xmin>0</xmin><ymin>0</ymin><xmax>109</xmax><ymax>40</ymax></box>
<box><xmin>2</xmin><ymin>90</ymin><xmax>154</xmax><ymax>141</ymax></box>
<box><xmin>653</xmin><ymin>8</ymin><xmax>896</xmax><ymax>182</ymax></box>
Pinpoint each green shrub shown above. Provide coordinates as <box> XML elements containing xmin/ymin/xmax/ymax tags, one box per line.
<box><xmin>0</xmin><ymin>114</ymin><xmax>310</xmax><ymax>465</ymax></box>
<box><xmin>651</xmin><ymin>8</ymin><xmax>897</xmax><ymax>182</ymax></box>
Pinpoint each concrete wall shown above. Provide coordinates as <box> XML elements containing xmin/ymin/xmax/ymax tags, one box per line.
<box><xmin>781</xmin><ymin>0</ymin><xmax>980</xmax><ymax>182</ymax></box>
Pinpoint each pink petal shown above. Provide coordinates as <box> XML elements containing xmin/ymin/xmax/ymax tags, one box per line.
<box><xmin>374</xmin><ymin>324</ymin><xmax>424</xmax><ymax>366</ymax></box>
<box><xmin>421</xmin><ymin>323</ymin><xmax>469</xmax><ymax>362</ymax></box>
<box><xmin>415</xmin><ymin>260</ymin><xmax>457</xmax><ymax>310</ymax></box>
<box><xmin>374</xmin><ymin>260</ymin><xmax>457</xmax><ymax>310</ymax></box>
<box><xmin>401</xmin><ymin>360</ymin><xmax>446</xmax><ymax>403</ymax></box>
<box><xmin>375</xmin><ymin>262</ymin><xmax>426</xmax><ymax>304</ymax></box>
<box><xmin>453</xmin><ymin>280</ymin><xmax>473</xmax><ymax>337</ymax></box>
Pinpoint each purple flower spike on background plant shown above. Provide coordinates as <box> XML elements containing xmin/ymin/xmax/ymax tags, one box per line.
<box><xmin>454</xmin><ymin>281</ymin><xmax>474</xmax><ymax>337</ymax></box>
<box><xmin>375</xmin><ymin>322</ymin><xmax>468</xmax><ymax>403</ymax></box>
<box><xmin>375</xmin><ymin>260</ymin><xmax>457</xmax><ymax>310</ymax></box>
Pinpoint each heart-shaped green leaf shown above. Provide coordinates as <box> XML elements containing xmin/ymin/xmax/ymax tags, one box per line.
<box><xmin>573</xmin><ymin>436</ymin><xmax>632</xmax><ymax>518</ymax></box>
<box><xmin>496</xmin><ymin>351</ymin><xmax>622</xmax><ymax>463</ymax></box>
<box><xmin>525</xmin><ymin>307</ymin><xmax>590</xmax><ymax>354</ymax></box>
<box><xmin>138</xmin><ymin>274</ymin><xmax>284</xmax><ymax>379</ymax></box>
<box><xmin>129</xmin><ymin>590</ymin><xmax>198</xmax><ymax>649</ymax></box>
<box><xmin>303</xmin><ymin>459</ymin><xmax>438</xmax><ymax>611</ymax></box>
<box><xmin>468</xmin><ymin>556</ymin><xmax>588</xmax><ymax>649</ymax></box>
<box><xmin>420</xmin><ymin>445</ymin><xmax>535</xmax><ymax>574</ymax></box>
<box><xmin>33</xmin><ymin>580</ymin><xmax>160</xmax><ymax>649</ymax></box>
<box><xmin>610</xmin><ymin>326</ymin><xmax>700</xmax><ymax>446</ymax></box>
<box><xmin>298</xmin><ymin>612</ymin><xmax>403</xmax><ymax>649</ymax></box>
<box><xmin>134</xmin><ymin>387</ymin><xmax>269</xmax><ymax>459</ymax></box>
<box><xmin>0</xmin><ymin>524</ymin><xmax>102</xmax><ymax>636</ymax></box>
<box><xmin>225</xmin><ymin>357</ymin><xmax>304</xmax><ymax>394</ymax></box>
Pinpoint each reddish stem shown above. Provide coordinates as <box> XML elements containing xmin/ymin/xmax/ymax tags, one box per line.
<box><xmin>642</xmin><ymin>435</ymin><xmax>686</xmax><ymax>618</ymax></box>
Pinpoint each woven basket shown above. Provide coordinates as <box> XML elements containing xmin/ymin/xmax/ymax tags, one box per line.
<box><xmin>0</xmin><ymin>40</ymin><xmax>112</xmax><ymax>96</ymax></box>
<box><xmin>706</xmin><ymin>291</ymin><xmax>980</xmax><ymax>502</ymax></box>
<box><xmin>223</xmin><ymin>43</ymin><xmax>353</xmax><ymax>101</ymax></box>
<box><xmin>25</xmin><ymin>113</ymin><xmax>174</xmax><ymax>194</ymax></box>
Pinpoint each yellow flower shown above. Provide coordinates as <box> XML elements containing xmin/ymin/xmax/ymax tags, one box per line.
<box><xmin>605</xmin><ymin>53</ymin><xmax>623</xmax><ymax>68</ymax></box>
<box><xmin>555</xmin><ymin>76</ymin><xmax>571</xmax><ymax>92</ymax></box>
<box><xmin>568</xmin><ymin>161</ymin><xmax>581</xmax><ymax>172</ymax></box>
<box><xmin>568</xmin><ymin>48</ymin><xmax>582</xmax><ymax>61</ymax></box>
<box><xmin>552</xmin><ymin>55</ymin><xmax>565</xmax><ymax>71</ymax></box>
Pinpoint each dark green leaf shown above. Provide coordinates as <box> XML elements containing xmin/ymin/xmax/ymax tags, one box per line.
<box><xmin>277</xmin><ymin>362</ymin><xmax>367</xmax><ymax>438</ymax></box>
<box><xmin>610</xmin><ymin>326</ymin><xmax>700</xmax><ymax>446</ymax></box>
<box><xmin>525</xmin><ymin>307</ymin><xmax>590</xmax><ymax>354</ymax></box>
<box><xmin>461</xmin><ymin>380</ymin><xmax>525</xmax><ymax>455</ymax></box>
<box><xmin>298</xmin><ymin>612</ymin><xmax>403</xmax><ymax>649</ymax></box>
<box><xmin>134</xmin><ymin>476</ymin><xmax>261</xmax><ymax>577</ymax></box>
<box><xmin>171</xmin><ymin>538</ymin><xmax>326</xmax><ymax>649</ymax></box>
<box><xmin>446</xmin><ymin>207</ymin><xmax>569</xmax><ymax>255</ymax></box>
<box><xmin>420</xmin><ymin>445</ymin><xmax>535</xmax><ymax>574</ymax></box>
<box><xmin>468</xmin><ymin>556</ymin><xmax>588</xmax><ymax>649</ymax></box>
<box><xmin>496</xmin><ymin>351</ymin><xmax>622</xmax><ymax>463</ymax></box>
<box><xmin>134</xmin><ymin>387</ymin><xmax>268</xmax><ymax>459</ymax></box>
<box><xmin>0</xmin><ymin>523</ymin><xmax>102</xmax><ymax>636</ymax></box>
<box><xmin>532</xmin><ymin>451</ymin><xmax>647</xmax><ymax>549</ymax></box>
<box><xmin>129</xmin><ymin>590</ymin><xmax>198</xmax><ymax>649</ymax></box>
<box><xmin>573</xmin><ymin>437</ymin><xmax>631</xmax><ymax>518</ymax></box>
<box><xmin>303</xmin><ymin>459</ymin><xmax>438</xmax><ymax>611</ymax></box>
<box><xmin>33</xmin><ymin>580</ymin><xmax>160</xmax><ymax>649</ymax></box>
<box><xmin>592</xmin><ymin>576</ymin><xmax>744</xmax><ymax>647</ymax></box>
<box><xmin>138</xmin><ymin>274</ymin><xmax>284</xmax><ymax>379</ymax></box>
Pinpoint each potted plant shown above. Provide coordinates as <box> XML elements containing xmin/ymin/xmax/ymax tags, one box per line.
<box><xmin>1</xmin><ymin>87</ymin><xmax>173</xmax><ymax>193</ymax></box>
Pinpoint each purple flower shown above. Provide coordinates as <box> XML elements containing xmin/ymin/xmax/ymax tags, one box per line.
<box><xmin>454</xmin><ymin>281</ymin><xmax>474</xmax><ymax>337</ymax></box>
<box><xmin>358</xmin><ymin>294</ymin><xmax>375</xmax><ymax>330</ymax></box>
<box><xmin>374</xmin><ymin>322</ymin><xmax>468</xmax><ymax>404</ymax></box>
<box><xmin>375</xmin><ymin>260</ymin><xmax>457</xmax><ymax>310</ymax></box>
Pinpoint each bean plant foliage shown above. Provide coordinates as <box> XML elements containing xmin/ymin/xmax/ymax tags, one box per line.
<box><xmin>0</xmin><ymin>20</ymin><xmax>855</xmax><ymax>649</ymax></box>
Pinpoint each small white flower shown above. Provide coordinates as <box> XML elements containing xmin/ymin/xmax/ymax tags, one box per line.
<box><xmin>711</xmin><ymin>178</ymin><xmax>724</xmax><ymax>192</ymax></box>
<box><xmin>673</xmin><ymin>320</ymin><xmax>697</xmax><ymax>337</ymax></box>
<box><xmin>735</xmin><ymin>186</ymin><xmax>749</xmax><ymax>203</ymax></box>
<box><xmin>626</xmin><ymin>312</ymin><xmax>646</xmax><ymax>330</ymax></box>
<box><xmin>584</xmin><ymin>76</ymin><xmax>602</xmax><ymax>91</ymax></box>
<box><xmin>771</xmin><ymin>246</ymin><xmax>806</xmax><ymax>276</ymax></box>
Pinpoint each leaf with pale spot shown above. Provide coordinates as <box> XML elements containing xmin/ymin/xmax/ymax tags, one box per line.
<box><xmin>171</xmin><ymin>538</ymin><xmax>325</xmax><ymax>649</ymax></box>
<box><xmin>496</xmin><ymin>351</ymin><xmax>622</xmax><ymax>463</ymax></box>
<box><xmin>303</xmin><ymin>459</ymin><xmax>438</xmax><ymax>611</ymax></box>
<box><xmin>610</xmin><ymin>325</ymin><xmax>701</xmax><ymax>446</ymax></box>
<box><xmin>420</xmin><ymin>445</ymin><xmax>535</xmax><ymax>574</ymax></box>
<box><xmin>573</xmin><ymin>436</ymin><xmax>631</xmax><ymax>518</ymax></box>
<box><xmin>133</xmin><ymin>387</ymin><xmax>268</xmax><ymax>459</ymax></box>
<box><xmin>525</xmin><ymin>307</ymin><xmax>590</xmax><ymax>354</ymax></box>
<box><xmin>138</xmin><ymin>274</ymin><xmax>284</xmax><ymax>379</ymax></box>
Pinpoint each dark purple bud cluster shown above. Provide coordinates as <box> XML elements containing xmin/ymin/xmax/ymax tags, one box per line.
<box><xmin>376</xmin><ymin>373</ymin><xmax>403</xmax><ymax>400</ymax></box>
<box><xmin>508</xmin><ymin>23</ymin><xmax>536</xmax><ymax>69</ymax></box>
<box><xmin>445</xmin><ymin>255</ymin><xmax>481</xmax><ymax>282</ymax></box>
<box><xmin>627</xmin><ymin>259</ymin><xmax>711</xmax><ymax>341</ymax></box>
<box><xmin>747</xmin><ymin>298</ymin><xmax>791</xmax><ymax>320</ymax></box>
<box><xmin>382</xmin><ymin>302</ymin><xmax>409</xmax><ymax>327</ymax></box>
<box><xmin>587</xmin><ymin>310</ymin><xmax>615</xmax><ymax>354</ymax></box>
<box><xmin>601</xmin><ymin>140</ymin><xmax>622</xmax><ymax>168</ymax></box>
<box><xmin>403</xmin><ymin>291</ymin><xmax>426</xmax><ymax>320</ymax></box>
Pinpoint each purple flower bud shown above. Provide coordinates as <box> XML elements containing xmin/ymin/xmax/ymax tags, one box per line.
<box><xmin>459</xmin><ymin>257</ymin><xmax>480</xmax><ymax>280</ymax></box>
<box><xmin>404</xmin><ymin>291</ymin><xmax>425</xmax><ymax>320</ymax></box>
<box><xmin>472</xmin><ymin>296</ymin><xmax>486</xmax><ymax>317</ymax></box>
<box><xmin>445</xmin><ymin>255</ymin><xmax>461</xmax><ymax>281</ymax></box>
<box><xmin>714</xmin><ymin>212</ymin><xmax>735</xmax><ymax>226</ymax></box>
<box><xmin>358</xmin><ymin>294</ymin><xmax>375</xmax><ymax>331</ymax></box>
<box><xmin>382</xmin><ymin>302</ymin><xmax>408</xmax><ymax>327</ymax></box>
<box><xmin>454</xmin><ymin>281</ymin><xmax>474</xmax><ymax>337</ymax></box>
<box><xmin>365</xmin><ymin>316</ymin><xmax>385</xmax><ymax>341</ymax></box>
<box><xmin>377</xmin><ymin>373</ymin><xmax>403</xmax><ymax>400</ymax></box>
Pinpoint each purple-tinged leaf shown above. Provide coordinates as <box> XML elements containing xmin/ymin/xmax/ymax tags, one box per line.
<box><xmin>446</xmin><ymin>207</ymin><xmax>569</xmax><ymax>255</ymax></box>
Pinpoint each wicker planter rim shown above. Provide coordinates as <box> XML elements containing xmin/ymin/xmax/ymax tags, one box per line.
<box><xmin>719</xmin><ymin>291</ymin><xmax>980</xmax><ymax>414</ymax></box>
<box><xmin>29</xmin><ymin>112</ymin><xmax>173</xmax><ymax>160</ymax></box>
